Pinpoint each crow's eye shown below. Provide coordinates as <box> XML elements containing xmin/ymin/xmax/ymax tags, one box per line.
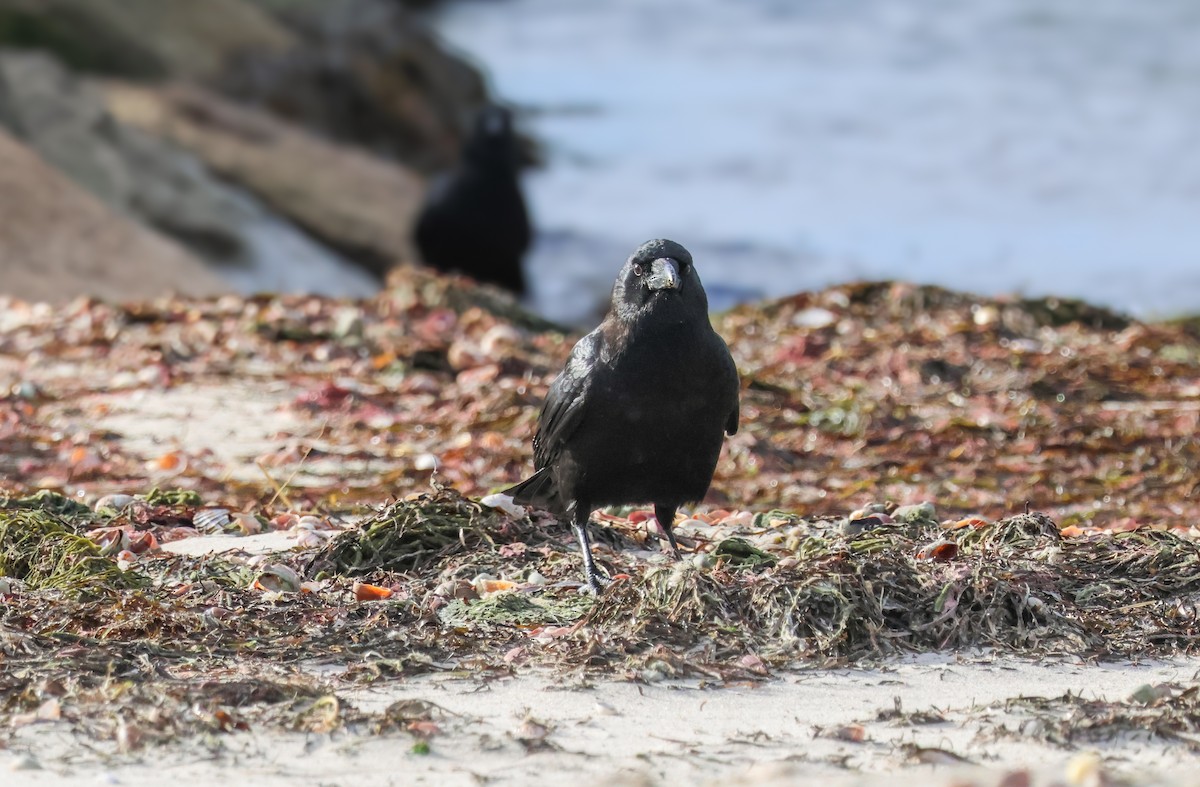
<box><xmin>632</xmin><ymin>263</ymin><xmax>644</xmax><ymax>277</ymax></box>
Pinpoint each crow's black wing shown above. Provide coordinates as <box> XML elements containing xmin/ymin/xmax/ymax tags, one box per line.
<box><xmin>532</xmin><ymin>329</ymin><xmax>601</xmax><ymax>469</ymax></box>
<box><xmin>724</xmin><ymin>355</ymin><xmax>740</xmax><ymax>436</ymax></box>
<box><xmin>713</xmin><ymin>333</ymin><xmax>740</xmax><ymax>436</ymax></box>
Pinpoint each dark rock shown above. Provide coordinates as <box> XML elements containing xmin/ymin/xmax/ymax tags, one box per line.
<box><xmin>0</xmin><ymin>0</ymin><xmax>294</xmax><ymax>80</ymax></box>
<box><xmin>0</xmin><ymin>0</ymin><xmax>492</xmax><ymax>173</ymax></box>
<box><xmin>226</xmin><ymin>0</ymin><xmax>487</xmax><ymax>171</ymax></box>
<box><xmin>0</xmin><ymin>126</ymin><xmax>228</xmax><ymax>303</ymax></box>
<box><xmin>0</xmin><ymin>50</ymin><xmax>241</xmax><ymax>256</ymax></box>
<box><xmin>104</xmin><ymin>80</ymin><xmax>426</xmax><ymax>279</ymax></box>
<box><xmin>0</xmin><ymin>50</ymin><xmax>375</xmax><ymax>297</ymax></box>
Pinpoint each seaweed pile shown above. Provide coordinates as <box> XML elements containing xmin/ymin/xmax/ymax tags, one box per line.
<box><xmin>4</xmin><ymin>486</ymin><xmax>1199</xmax><ymax>681</ymax></box>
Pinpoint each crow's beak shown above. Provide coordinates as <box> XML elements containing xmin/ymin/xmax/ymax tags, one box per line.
<box><xmin>645</xmin><ymin>258</ymin><xmax>681</xmax><ymax>291</ymax></box>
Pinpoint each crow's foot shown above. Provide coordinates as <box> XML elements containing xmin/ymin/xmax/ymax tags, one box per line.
<box><xmin>584</xmin><ymin>569</ymin><xmax>611</xmax><ymax>595</ymax></box>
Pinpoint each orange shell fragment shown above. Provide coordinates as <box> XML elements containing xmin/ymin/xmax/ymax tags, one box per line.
<box><xmin>153</xmin><ymin>451</ymin><xmax>186</xmax><ymax>471</ymax></box>
<box><xmin>353</xmin><ymin>582</ymin><xmax>395</xmax><ymax>601</ymax></box>
<box><xmin>476</xmin><ymin>579</ymin><xmax>517</xmax><ymax>594</ymax></box>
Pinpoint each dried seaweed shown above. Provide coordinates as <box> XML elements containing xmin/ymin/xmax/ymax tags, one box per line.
<box><xmin>438</xmin><ymin>591</ymin><xmax>592</xmax><ymax>629</ymax></box>
<box><xmin>578</xmin><ymin>512</ymin><xmax>1199</xmax><ymax>665</ymax></box>
<box><xmin>987</xmin><ymin>684</ymin><xmax>1200</xmax><ymax>751</ymax></box>
<box><xmin>0</xmin><ymin>489</ymin><xmax>97</xmax><ymax>519</ymax></box>
<box><xmin>0</xmin><ymin>507</ymin><xmax>142</xmax><ymax>591</ymax></box>
<box><xmin>312</xmin><ymin>484</ymin><xmax>536</xmax><ymax>576</ymax></box>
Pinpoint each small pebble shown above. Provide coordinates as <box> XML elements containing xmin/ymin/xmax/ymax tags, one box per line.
<box><xmin>1064</xmin><ymin>752</ymin><xmax>1103</xmax><ymax>787</ymax></box>
<box><xmin>894</xmin><ymin>501</ymin><xmax>938</xmax><ymax>524</ymax></box>
<box><xmin>841</xmin><ymin>517</ymin><xmax>885</xmax><ymax>537</ymax></box>
<box><xmin>7</xmin><ymin>753</ymin><xmax>41</xmax><ymax>771</ymax></box>
<box><xmin>11</xmin><ymin>381</ymin><xmax>41</xmax><ymax>400</ymax></box>
<box><xmin>593</xmin><ymin>700</ymin><xmax>620</xmax><ymax>716</ymax></box>
<box><xmin>1129</xmin><ymin>683</ymin><xmax>1169</xmax><ymax>705</ymax></box>
<box><xmin>640</xmin><ymin>664</ymin><xmax>669</xmax><ymax>684</ymax></box>
<box><xmin>332</xmin><ymin>307</ymin><xmax>364</xmax><ymax>339</ymax></box>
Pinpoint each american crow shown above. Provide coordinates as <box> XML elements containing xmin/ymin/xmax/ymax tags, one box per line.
<box><xmin>413</xmin><ymin>105</ymin><xmax>531</xmax><ymax>294</ymax></box>
<box><xmin>506</xmin><ymin>239</ymin><xmax>740</xmax><ymax>592</ymax></box>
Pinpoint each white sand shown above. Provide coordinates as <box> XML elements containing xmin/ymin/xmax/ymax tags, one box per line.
<box><xmin>6</xmin><ymin>656</ymin><xmax>1200</xmax><ymax>786</ymax></box>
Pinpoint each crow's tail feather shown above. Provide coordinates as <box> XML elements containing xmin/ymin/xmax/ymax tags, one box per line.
<box><xmin>504</xmin><ymin>468</ymin><xmax>558</xmax><ymax>511</ymax></box>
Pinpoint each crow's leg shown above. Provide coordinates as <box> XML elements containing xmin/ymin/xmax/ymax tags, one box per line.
<box><xmin>653</xmin><ymin>504</ymin><xmax>682</xmax><ymax>559</ymax></box>
<box><xmin>571</xmin><ymin>504</ymin><xmax>609</xmax><ymax>593</ymax></box>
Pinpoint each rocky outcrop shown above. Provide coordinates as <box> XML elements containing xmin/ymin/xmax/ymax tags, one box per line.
<box><xmin>0</xmin><ymin>50</ymin><xmax>378</xmax><ymax>297</ymax></box>
<box><xmin>0</xmin><ymin>0</ymin><xmax>294</xmax><ymax>80</ymax></box>
<box><xmin>0</xmin><ymin>0</ymin><xmax>487</xmax><ymax>296</ymax></box>
<box><xmin>0</xmin><ymin>0</ymin><xmax>491</xmax><ymax>172</ymax></box>
<box><xmin>0</xmin><ymin>51</ymin><xmax>243</xmax><ymax>255</ymax></box>
<box><xmin>104</xmin><ymin>81</ymin><xmax>426</xmax><ymax>275</ymax></box>
<box><xmin>0</xmin><ymin>128</ymin><xmax>229</xmax><ymax>303</ymax></box>
<box><xmin>226</xmin><ymin>0</ymin><xmax>486</xmax><ymax>171</ymax></box>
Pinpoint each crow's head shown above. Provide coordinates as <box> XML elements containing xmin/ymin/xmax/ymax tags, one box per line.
<box><xmin>464</xmin><ymin>105</ymin><xmax>520</xmax><ymax>171</ymax></box>
<box><xmin>610</xmin><ymin>239</ymin><xmax>709</xmax><ymax>323</ymax></box>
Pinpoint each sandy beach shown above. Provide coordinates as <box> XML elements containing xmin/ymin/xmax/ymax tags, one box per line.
<box><xmin>4</xmin><ymin>281</ymin><xmax>1199</xmax><ymax>787</ymax></box>
<box><xmin>6</xmin><ymin>656</ymin><xmax>1200</xmax><ymax>786</ymax></box>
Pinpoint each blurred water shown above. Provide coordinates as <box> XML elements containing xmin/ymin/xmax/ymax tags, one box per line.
<box><xmin>434</xmin><ymin>0</ymin><xmax>1200</xmax><ymax>324</ymax></box>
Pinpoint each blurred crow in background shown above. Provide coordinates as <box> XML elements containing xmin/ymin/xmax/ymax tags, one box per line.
<box><xmin>506</xmin><ymin>239</ymin><xmax>740</xmax><ymax>592</ymax></box>
<box><xmin>413</xmin><ymin>105</ymin><xmax>530</xmax><ymax>293</ymax></box>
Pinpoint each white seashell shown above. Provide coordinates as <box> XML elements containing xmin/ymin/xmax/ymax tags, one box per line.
<box><xmin>295</xmin><ymin>515</ymin><xmax>325</xmax><ymax>531</ymax></box>
<box><xmin>95</xmin><ymin>494</ymin><xmax>136</xmax><ymax>511</ymax></box>
<box><xmin>792</xmin><ymin>307</ymin><xmax>837</xmax><ymax>329</ymax></box>
<box><xmin>479</xmin><ymin>324</ymin><xmax>522</xmax><ymax>357</ymax></box>
<box><xmin>231</xmin><ymin>512</ymin><xmax>262</xmax><ymax>535</ymax></box>
<box><xmin>480</xmin><ymin>493</ymin><xmax>526</xmax><ymax>518</ymax></box>
<box><xmin>193</xmin><ymin>508</ymin><xmax>232</xmax><ymax>531</ymax></box>
<box><xmin>254</xmin><ymin>563</ymin><xmax>301</xmax><ymax>593</ymax></box>
<box><xmin>294</xmin><ymin>530</ymin><xmax>325</xmax><ymax>549</ymax></box>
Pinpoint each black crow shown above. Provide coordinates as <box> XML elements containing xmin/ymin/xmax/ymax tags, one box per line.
<box><xmin>506</xmin><ymin>239</ymin><xmax>740</xmax><ymax>592</ymax></box>
<box><xmin>413</xmin><ymin>105</ymin><xmax>531</xmax><ymax>294</ymax></box>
